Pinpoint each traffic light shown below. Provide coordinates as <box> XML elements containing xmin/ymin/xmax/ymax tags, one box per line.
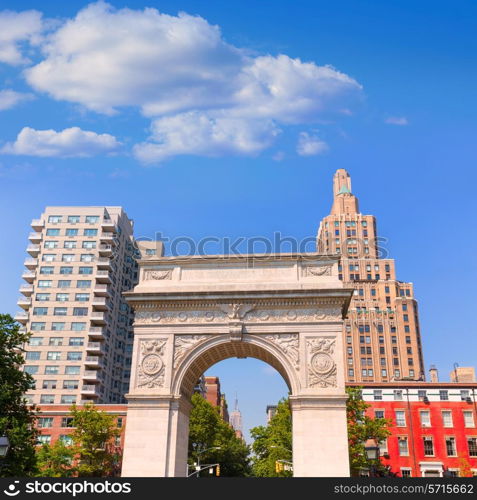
<box><xmin>216</xmin><ymin>464</ymin><xmax>220</xmax><ymax>476</ymax></box>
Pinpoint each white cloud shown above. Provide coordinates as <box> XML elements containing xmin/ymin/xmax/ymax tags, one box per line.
<box><xmin>1</xmin><ymin>126</ymin><xmax>121</xmax><ymax>158</ymax></box>
<box><xmin>296</xmin><ymin>132</ymin><xmax>329</xmax><ymax>156</ymax></box>
<box><xmin>21</xmin><ymin>2</ymin><xmax>362</xmax><ymax>163</ymax></box>
<box><xmin>0</xmin><ymin>10</ymin><xmax>44</xmax><ymax>65</ymax></box>
<box><xmin>134</xmin><ymin>111</ymin><xmax>280</xmax><ymax>163</ymax></box>
<box><xmin>385</xmin><ymin>116</ymin><xmax>408</xmax><ymax>126</ymax></box>
<box><xmin>0</xmin><ymin>89</ymin><xmax>34</xmax><ymax>110</ymax></box>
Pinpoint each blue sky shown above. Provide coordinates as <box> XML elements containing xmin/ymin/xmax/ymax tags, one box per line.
<box><xmin>0</xmin><ymin>0</ymin><xmax>476</xmax><ymax>441</ymax></box>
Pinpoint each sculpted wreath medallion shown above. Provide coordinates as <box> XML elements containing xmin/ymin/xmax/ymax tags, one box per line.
<box><xmin>141</xmin><ymin>353</ymin><xmax>164</xmax><ymax>376</ymax></box>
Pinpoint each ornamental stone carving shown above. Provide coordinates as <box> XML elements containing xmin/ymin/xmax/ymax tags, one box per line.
<box><xmin>264</xmin><ymin>334</ymin><xmax>299</xmax><ymax>368</ymax></box>
<box><xmin>137</xmin><ymin>339</ymin><xmax>167</xmax><ymax>388</ymax></box>
<box><xmin>306</xmin><ymin>337</ymin><xmax>337</xmax><ymax>388</ymax></box>
<box><xmin>145</xmin><ymin>269</ymin><xmax>172</xmax><ymax>280</ymax></box>
<box><xmin>135</xmin><ymin>306</ymin><xmax>341</xmax><ymax>325</ymax></box>
<box><xmin>173</xmin><ymin>335</ymin><xmax>209</xmax><ymax>368</ymax></box>
<box><xmin>303</xmin><ymin>264</ymin><xmax>333</xmax><ymax>277</ymax></box>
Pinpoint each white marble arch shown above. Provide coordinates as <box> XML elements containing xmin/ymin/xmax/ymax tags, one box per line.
<box><xmin>120</xmin><ymin>253</ymin><xmax>353</xmax><ymax>477</ymax></box>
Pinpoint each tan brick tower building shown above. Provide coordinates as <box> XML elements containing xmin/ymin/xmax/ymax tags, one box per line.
<box><xmin>317</xmin><ymin>169</ymin><xmax>425</xmax><ymax>383</ymax></box>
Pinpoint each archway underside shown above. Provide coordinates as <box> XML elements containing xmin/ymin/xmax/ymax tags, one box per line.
<box><xmin>179</xmin><ymin>339</ymin><xmax>292</xmax><ymax>398</ymax></box>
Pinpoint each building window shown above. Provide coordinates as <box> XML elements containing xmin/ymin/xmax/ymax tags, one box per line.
<box><xmin>463</xmin><ymin>411</ymin><xmax>475</xmax><ymax>428</ymax></box>
<box><xmin>401</xmin><ymin>468</ymin><xmax>412</xmax><ymax>478</ymax></box>
<box><xmin>69</xmin><ymin>337</ymin><xmax>84</xmax><ymax>346</ymax></box>
<box><xmin>446</xmin><ymin>437</ymin><xmax>457</xmax><ymax>457</ymax></box>
<box><xmin>37</xmin><ymin>435</ymin><xmax>52</xmax><ymax>444</ymax></box>
<box><xmin>42</xmin><ymin>380</ymin><xmax>56</xmax><ymax>389</ymax></box>
<box><xmin>467</xmin><ymin>438</ymin><xmax>477</xmax><ymax>457</ymax></box>
<box><xmin>42</xmin><ymin>254</ymin><xmax>56</xmax><ymax>262</ymax></box>
<box><xmin>85</xmin><ymin>216</ymin><xmax>99</xmax><ymax>224</ymax></box>
<box><xmin>73</xmin><ymin>307</ymin><xmax>88</xmax><ymax>316</ymax></box>
<box><xmin>49</xmin><ymin>337</ymin><xmax>63</xmax><ymax>346</ymax></box>
<box><xmin>54</xmin><ymin>307</ymin><xmax>67</xmax><ymax>316</ymax></box>
<box><xmin>77</xmin><ymin>280</ymin><xmax>92</xmax><ymax>288</ymax></box>
<box><xmin>35</xmin><ymin>293</ymin><xmax>50</xmax><ymax>302</ymax></box>
<box><xmin>48</xmin><ymin>216</ymin><xmax>62</xmax><ymax>223</ymax></box>
<box><xmin>40</xmin><ymin>395</ymin><xmax>55</xmax><ymax>404</ymax></box>
<box><xmin>44</xmin><ymin>365</ymin><xmax>59</xmax><ymax>374</ymax></box>
<box><xmin>62</xmin><ymin>254</ymin><xmax>74</xmax><ymax>262</ymax></box>
<box><xmin>29</xmin><ymin>337</ymin><xmax>43</xmax><ymax>346</ymax></box>
<box><xmin>396</xmin><ymin>410</ymin><xmax>406</xmax><ymax>427</ymax></box>
<box><xmin>461</xmin><ymin>390</ymin><xmax>470</xmax><ymax>401</ymax></box>
<box><xmin>82</xmin><ymin>241</ymin><xmax>96</xmax><ymax>249</ymax></box>
<box><xmin>33</xmin><ymin>307</ymin><xmax>48</xmax><ymax>316</ymax></box>
<box><xmin>31</xmin><ymin>322</ymin><xmax>46</xmax><ymax>331</ymax></box>
<box><xmin>67</xmin><ymin>216</ymin><xmax>80</xmax><ymax>223</ymax></box>
<box><xmin>373</xmin><ymin>390</ymin><xmax>383</xmax><ymax>401</ymax></box>
<box><xmin>418</xmin><ymin>390</ymin><xmax>427</xmax><ymax>401</ymax></box>
<box><xmin>58</xmin><ymin>280</ymin><xmax>71</xmax><ymax>288</ymax></box>
<box><xmin>398</xmin><ymin>437</ymin><xmax>409</xmax><ymax>456</ymax></box>
<box><xmin>442</xmin><ymin>410</ymin><xmax>453</xmax><ymax>428</ymax></box>
<box><xmin>67</xmin><ymin>352</ymin><xmax>82</xmax><ymax>361</ymax></box>
<box><xmin>60</xmin><ymin>395</ymin><xmax>77</xmax><ymax>404</ymax></box>
<box><xmin>80</xmin><ymin>254</ymin><xmax>95</xmax><ymax>262</ymax></box>
<box><xmin>375</xmin><ymin>410</ymin><xmax>385</xmax><ymax>419</ymax></box>
<box><xmin>65</xmin><ymin>366</ymin><xmax>80</xmax><ymax>375</ymax></box>
<box><xmin>71</xmin><ymin>322</ymin><xmax>86</xmax><ymax>331</ymax></box>
<box><xmin>24</xmin><ymin>365</ymin><xmax>38</xmax><ymax>375</ymax></box>
<box><xmin>39</xmin><ymin>267</ymin><xmax>54</xmax><ymax>275</ymax></box>
<box><xmin>61</xmin><ymin>417</ymin><xmax>74</xmax><ymax>427</ymax></box>
<box><xmin>423</xmin><ymin>437</ymin><xmax>434</xmax><ymax>456</ymax></box>
<box><xmin>44</xmin><ymin>241</ymin><xmax>58</xmax><ymax>249</ymax></box>
<box><xmin>79</xmin><ymin>267</ymin><xmax>93</xmax><ymax>275</ymax></box>
<box><xmin>75</xmin><ymin>293</ymin><xmax>90</xmax><ymax>302</ymax></box>
<box><xmin>59</xmin><ymin>267</ymin><xmax>73</xmax><ymax>275</ymax></box>
<box><xmin>420</xmin><ymin>411</ymin><xmax>431</xmax><ymax>427</ymax></box>
<box><xmin>46</xmin><ymin>229</ymin><xmax>60</xmax><ymax>236</ymax></box>
<box><xmin>25</xmin><ymin>352</ymin><xmax>41</xmax><ymax>361</ymax></box>
<box><xmin>47</xmin><ymin>351</ymin><xmax>61</xmax><ymax>361</ymax></box>
<box><xmin>84</xmin><ymin>228</ymin><xmax>98</xmax><ymax>236</ymax></box>
<box><xmin>63</xmin><ymin>380</ymin><xmax>79</xmax><ymax>390</ymax></box>
<box><xmin>348</xmin><ymin>369</ymin><xmax>354</xmax><ymax>377</ymax></box>
<box><xmin>438</xmin><ymin>389</ymin><xmax>449</xmax><ymax>401</ymax></box>
<box><xmin>37</xmin><ymin>417</ymin><xmax>53</xmax><ymax>428</ymax></box>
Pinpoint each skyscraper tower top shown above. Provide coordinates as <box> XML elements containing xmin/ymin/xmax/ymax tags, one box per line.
<box><xmin>331</xmin><ymin>168</ymin><xmax>359</xmax><ymax>215</ymax></box>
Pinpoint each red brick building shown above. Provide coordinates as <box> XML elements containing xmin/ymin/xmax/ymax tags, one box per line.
<box><xmin>356</xmin><ymin>383</ymin><xmax>477</xmax><ymax>477</ymax></box>
<box><xmin>35</xmin><ymin>404</ymin><xmax>127</xmax><ymax>448</ymax></box>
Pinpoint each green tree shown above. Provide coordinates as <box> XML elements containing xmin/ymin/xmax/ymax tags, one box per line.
<box><xmin>250</xmin><ymin>398</ymin><xmax>292</xmax><ymax>477</ymax></box>
<box><xmin>188</xmin><ymin>393</ymin><xmax>250</xmax><ymax>477</ymax></box>
<box><xmin>346</xmin><ymin>386</ymin><xmax>392</xmax><ymax>476</ymax></box>
<box><xmin>0</xmin><ymin>314</ymin><xmax>38</xmax><ymax>477</ymax></box>
<box><xmin>70</xmin><ymin>403</ymin><xmax>121</xmax><ymax>477</ymax></box>
<box><xmin>36</xmin><ymin>441</ymin><xmax>76</xmax><ymax>477</ymax></box>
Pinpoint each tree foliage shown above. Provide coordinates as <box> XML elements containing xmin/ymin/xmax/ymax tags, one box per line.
<box><xmin>250</xmin><ymin>398</ymin><xmax>292</xmax><ymax>477</ymax></box>
<box><xmin>188</xmin><ymin>393</ymin><xmax>250</xmax><ymax>477</ymax></box>
<box><xmin>346</xmin><ymin>386</ymin><xmax>392</xmax><ymax>475</ymax></box>
<box><xmin>36</xmin><ymin>441</ymin><xmax>76</xmax><ymax>477</ymax></box>
<box><xmin>70</xmin><ymin>403</ymin><xmax>122</xmax><ymax>477</ymax></box>
<box><xmin>0</xmin><ymin>314</ymin><xmax>38</xmax><ymax>477</ymax></box>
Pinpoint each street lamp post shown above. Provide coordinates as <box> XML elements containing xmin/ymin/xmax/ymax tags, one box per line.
<box><xmin>364</xmin><ymin>438</ymin><xmax>380</xmax><ymax>477</ymax></box>
<box><xmin>190</xmin><ymin>443</ymin><xmax>221</xmax><ymax>478</ymax></box>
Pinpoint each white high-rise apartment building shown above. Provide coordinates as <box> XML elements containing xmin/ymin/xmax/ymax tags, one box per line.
<box><xmin>15</xmin><ymin>207</ymin><xmax>139</xmax><ymax>405</ymax></box>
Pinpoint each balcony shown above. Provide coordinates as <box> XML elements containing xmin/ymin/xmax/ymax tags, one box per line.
<box><xmin>97</xmin><ymin>257</ymin><xmax>112</xmax><ymax>270</ymax></box>
<box><xmin>28</xmin><ymin>231</ymin><xmax>42</xmax><ymax>243</ymax></box>
<box><xmin>19</xmin><ymin>284</ymin><xmax>34</xmax><ymax>296</ymax></box>
<box><xmin>87</xmin><ymin>342</ymin><xmax>103</xmax><ymax>354</ymax></box>
<box><xmin>14</xmin><ymin>312</ymin><xmax>28</xmax><ymax>324</ymax></box>
<box><xmin>95</xmin><ymin>270</ymin><xmax>111</xmax><ymax>284</ymax></box>
<box><xmin>101</xmin><ymin>220</ymin><xmax>116</xmax><ymax>232</ymax></box>
<box><xmin>24</xmin><ymin>258</ymin><xmax>38</xmax><ymax>269</ymax></box>
<box><xmin>17</xmin><ymin>297</ymin><xmax>31</xmax><ymax>310</ymax></box>
<box><xmin>93</xmin><ymin>284</ymin><xmax>109</xmax><ymax>297</ymax></box>
<box><xmin>26</xmin><ymin>244</ymin><xmax>40</xmax><ymax>257</ymax></box>
<box><xmin>81</xmin><ymin>385</ymin><xmax>99</xmax><ymax>397</ymax></box>
<box><xmin>82</xmin><ymin>371</ymin><xmax>100</xmax><ymax>383</ymax></box>
<box><xmin>31</xmin><ymin>219</ymin><xmax>44</xmax><ymax>231</ymax></box>
<box><xmin>88</xmin><ymin>327</ymin><xmax>105</xmax><ymax>340</ymax></box>
<box><xmin>92</xmin><ymin>297</ymin><xmax>107</xmax><ymax>310</ymax></box>
<box><xmin>91</xmin><ymin>312</ymin><xmax>106</xmax><ymax>325</ymax></box>
<box><xmin>98</xmin><ymin>244</ymin><xmax>113</xmax><ymax>257</ymax></box>
<box><xmin>85</xmin><ymin>356</ymin><xmax>102</xmax><ymax>368</ymax></box>
<box><xmin>22</xmin><ymin>271</ymin><xmax>36</xmax><ymax>283</ymax></box>
<box><xmin>99</xmin><ymin>232</ymin><xmax>114</xmax><ymax>244</ymax></box>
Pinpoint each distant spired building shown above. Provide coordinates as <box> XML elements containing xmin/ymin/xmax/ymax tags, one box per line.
<box><xmin>317</xmin><ymin>169</ymin><xmax>425</xmax><ymax>383</ymax></box>
<box><xmin>229</xmin><ymin>395</ymin><xmax>244</xmax><ymax>440</ymax></box>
